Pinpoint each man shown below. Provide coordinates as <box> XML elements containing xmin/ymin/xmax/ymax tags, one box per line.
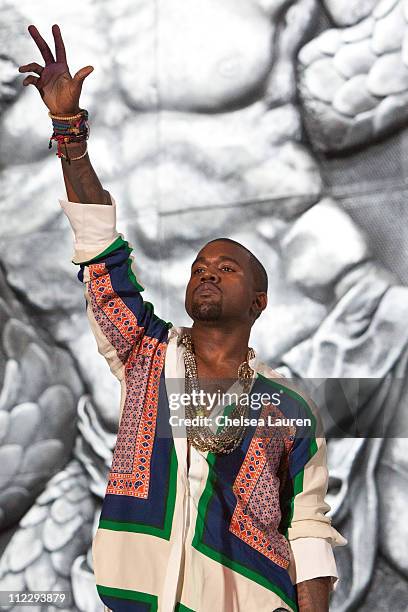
<box><xmin>19</xmin><ymin>24</ymin><xmax>345</xmax><ymax>612</ymax></box>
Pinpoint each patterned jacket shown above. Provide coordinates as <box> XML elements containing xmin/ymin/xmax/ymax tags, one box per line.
<box><xmin>61</xmin><ymin>197</ymin><xmax>345</xmax><ymax>612</ymax></box>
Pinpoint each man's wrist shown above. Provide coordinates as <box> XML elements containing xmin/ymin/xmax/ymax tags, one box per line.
<box><xmin>60</xmin><ymin>140</ymin><xmax>88</xmax><ymax>151</ymax></box>
<box><xmin>59</xmin><ymin>140</ymin><xmax>88</xmax><ymax>164</ymax></box>
<box><xmin>61</xmin><ymin>140</ymin><xmax>87</xmax><ymax>148</ymax></box>
<box><xmin>48</xmin><ymin>106</ymin><xmax>81</xmax><ymax>116</ymax></box>
<box><xmin>49</xmin><ymin>108</ymin><xmax>89</xmax><ymax>161</ymax></box>
<box><xmin>296</xmin><ymin>577</ymin><xmax>331</xmax><ymax>612</ymax></box>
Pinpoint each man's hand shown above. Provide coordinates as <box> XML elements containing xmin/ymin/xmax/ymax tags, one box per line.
<box><xmin>18</xmin><ymin>24</ymin><xmax>108</xmax><ymax>204</ymax></box>
<box><xmin>296</xmin><ymin>577</ymin><xmax>332</xmax><ymax>611</ymax></box>
<box><xmin>18</xmin><ymin>24</ymin><xmax>93</xmax><ymax>115</ymax></box>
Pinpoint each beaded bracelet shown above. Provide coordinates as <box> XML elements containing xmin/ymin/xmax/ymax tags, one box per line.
<box><xmin>49</xmin><ymin>111</ymin><xmax>83</xmax><ymax>121</ymax></box>
<box><xmin>60</xmin><ymin>143</ymin><xmax>88</xmax><ymax>162</ymax></box>
<box><xmin>48</xmin><ymin>109</ymin><xmax>90</xmax><ymax>164</ymax></box>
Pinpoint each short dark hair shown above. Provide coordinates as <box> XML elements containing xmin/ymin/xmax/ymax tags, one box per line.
<box><xmin>205</xmin><ymin>238</ymin><xmax>268</xmax><ymax>293</ymax></box>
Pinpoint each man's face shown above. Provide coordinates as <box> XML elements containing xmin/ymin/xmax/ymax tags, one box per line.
<box><xmin>185</xmin><ymin>240</ymin><xmax>265</xmax><ymax>324</ymax></box>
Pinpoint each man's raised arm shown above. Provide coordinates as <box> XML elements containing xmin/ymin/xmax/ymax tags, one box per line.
<box><xmin>19</xmin><ymin>24</ymin><xmax>109</xmax><ymax>205</ymax></box>
<box><xmin>19</xmin><ymin>25</ymin><xmax>171</xmax><ymax>385</ymax></box>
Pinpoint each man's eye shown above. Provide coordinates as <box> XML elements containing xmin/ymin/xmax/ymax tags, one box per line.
<box><xmin>221</xmin><ymin>266</ymin><xmax>234</xmax><ymax>272</ymax></box>
<box><xmin>193</xmin><ymin>268</ymin><xmax>205</xmax><ymax>274</ymax></box>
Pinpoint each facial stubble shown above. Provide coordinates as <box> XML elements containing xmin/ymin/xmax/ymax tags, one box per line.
<box><xmin>191</xmin><ymin>296</ymin><xmax>223</xmax><ymax>321</ymax></box>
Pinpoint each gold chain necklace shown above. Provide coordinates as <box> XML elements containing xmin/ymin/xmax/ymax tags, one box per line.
<box><xmin>180</xmin><ymin>334</ymin><xmax>255</xmax><ymax>454</ymax></box>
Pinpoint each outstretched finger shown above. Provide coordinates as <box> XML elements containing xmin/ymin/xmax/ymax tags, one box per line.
<box><xmin>52</xmin><ymin>24</ymin><xmax>67</xmax><ymax>64</ymax></box>
<box><xmin>28</xmin><ymin>25</ymin><xmax>55</xmax><ymax>64</ymax></box>
<box><xmin>22</xmin><ymin>75</ymin><xmax>40</xmax><ymax>87</ymax></box>
<box><xmin>19</xmin><ymin>62</ymin><xmax>44</xmax><ymax>76</ymax></box>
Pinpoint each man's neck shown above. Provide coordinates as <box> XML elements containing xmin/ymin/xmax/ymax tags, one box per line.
<box><xmin>190</xmin><ymin>321</ymin><xmax>251</xmax><ymax>371</ymax></box>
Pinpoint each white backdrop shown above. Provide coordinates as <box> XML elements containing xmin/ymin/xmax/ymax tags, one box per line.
<box><xmin>0</xmin><ymin>0</ymin><xmax>408</xmax><ymax>610</ymax></box>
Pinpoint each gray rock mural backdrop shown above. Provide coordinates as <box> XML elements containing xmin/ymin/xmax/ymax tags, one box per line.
<box><xmin>0</xmin><ymin>0</ymin><xmax>407</xmax><ymax>610</ymax></box>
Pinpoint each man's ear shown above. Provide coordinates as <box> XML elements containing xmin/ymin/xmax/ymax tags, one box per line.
<box><xmin>252</xmin><ymin>292</ymin><xmax>267</xmax><ymax>320</ymax></box>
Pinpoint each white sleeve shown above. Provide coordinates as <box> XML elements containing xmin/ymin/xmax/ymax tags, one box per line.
<box><xmin>59</xmin><ymin>197</ymin><xmax>119</xmax><ymax>264</ymax></box>
<box><xmin>289</xmin><ymin>537</ymin><xmax>339</xmax><ymax>590</ymax></box>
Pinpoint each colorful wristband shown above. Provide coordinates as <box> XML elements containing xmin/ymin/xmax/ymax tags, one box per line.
<box><xmin>48</xmin><ymin>109</ymin><xmax>90</xmax><ymax>163</ymax></box>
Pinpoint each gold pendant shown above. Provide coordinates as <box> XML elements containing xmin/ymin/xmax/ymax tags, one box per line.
<box><xmin>195</xmin><ymin>407</ymin><xmax>207</xmax><ymax>417</ymax></box>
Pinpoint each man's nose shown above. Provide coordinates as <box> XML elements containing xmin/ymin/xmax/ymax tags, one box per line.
<box><xmin>200</xmin><ymin>268</ymin><xmax>219</xmax><ymax>283</ymax></box>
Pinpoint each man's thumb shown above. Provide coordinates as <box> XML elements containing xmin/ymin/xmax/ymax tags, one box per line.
<box><xmin>73</xmin><ymin>65</ymin><xmax>94</xmax><ymax>83</ymax></box>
